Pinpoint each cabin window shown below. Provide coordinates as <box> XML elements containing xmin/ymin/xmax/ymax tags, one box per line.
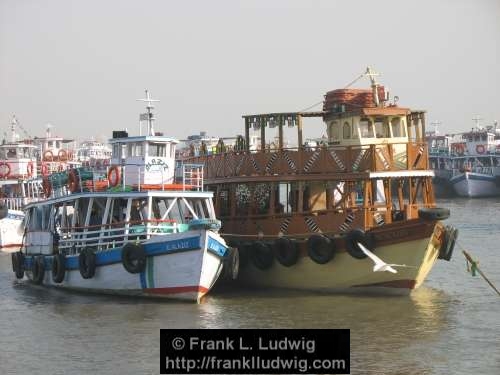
<box><xmin>390</xmin><ymin>117</ymin><xmax>406</xmax><ymax>137</ymax></box>
<box><xmin>7</xmin><ymin>149</ymin><xmax>16</xmax><ymax>158</ymax></box>
<box><xmin>149</xmin><ymin>143</ymin><xmax>166</xmax><ymax>157</ymax></box>
<box><xmin>343</xmin><ymin>122</ymin><xmax>351</xmax><ymax>139</ymax></box>
<box><xmin>128</xmin><ymin>142</ymin><xmax>144</xmax><ymax>157</ymax></box>
<box><xmin>360</xmin><ymin>119</ymin><xmax>374</xmax><ymax>138</ymax></box>
<box><xmin>374</xmin><ymin>118</ymin><xmax>390</xmax><ymax>138</ymax></box>
<box><xmin>328</xmin><ymin>121</ymin><xmax>340</xmax><ymax>142</ymax></box>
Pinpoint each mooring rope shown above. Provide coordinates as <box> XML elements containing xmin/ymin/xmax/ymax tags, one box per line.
<box><xmin>458</xmin><ymin>241</ymin><xmax>500</xmax><ymax>297</ymax></box>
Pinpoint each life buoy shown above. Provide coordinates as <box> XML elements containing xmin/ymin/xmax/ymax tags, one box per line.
<box><xmin>476</xmin><ymin>144</ymin><xmax>485</xmax><ymax>154</ymax></box>
<box><xmin>418</xmin><ymin>207</ymin><xmax>450</xmax><ymax>221</ymax></box>
<box><xmin>221</xmin><ymin>246</ymin><xmax>240</xmax><ymax>281</ymax></box>
<box><xmin>11</xmin><ymin>251</ymin><xmax>25</xmax><ymax>279</ymax></box>
<box><xmin>31</xmin><ymin>255</ymin><xmax>45</xmax><ymax>284</ymax></box>
<box><xmin>79</xmin><ymin>248</ymin><xmax>96</xmax><ymax>279</ymax></box>
<box><xmin>42</xmin><ymin>176</ymin><xmax>52</xmax><ymax>197</ymax></box>
<box><xmin>51</xmin><ymin>253</ymin><xmax>66</xmax><ymax>283</ymax></box>
<box><xmin>41</xmin><ymin>163</ymin><xmax>49</xmax><ymax>176</ymax></box>
<box><xmin>26</xmin><ymin>161</ymin><xmax>35</xmax><ymax>177</ymax></box>
<box><xmin>67</xmin><ymin>169</ymin><xmax>80</xmax><ymax>193</ymax></box>
<box><xmin>121</xmin><ymin>243</ymin><xmax>147</xmax><ymax>274</ymax></box>
<box><xmin>307</xmin><ymin>234</ymin><xmax>335</xmax><ymax>264</ymax></box>
<box><xmin>273</xmin><ymin>237</ymin><xmax>299</xmax><ymax>267</ymax></box>
<box><xmin>107</xmin><ymin>166</ymin><xmax>121</xmax><ymax>187</ymax></box>
<box><xmin>438</xmin><ymin>225</ymin><xmax>458</xmax><ymax>261</ymax></box>
<box><xmin>0</xmin><ymin>162</ymin><xmax>11</xmax><ymax>178</ymax></box>
<box><xmin>57</xmin><ymin>163</ymin><xmax>64</xmax><ymax>172</ymax></box>
<box><xmin>344</xmin><ymin>229</ymin><xmax>375</xmax><ymax>259</ymax></box>
<box><xmin>43</xmin><ymin>150</ymin><xmax>54</xmax><ymax>161</ymax></box>
<box><xmin>58</xmin><ymin>149</ymin><xmax>68</xmax><ymax>161</ymax></box>
<box><xmin>251</xmin><ymin>241</ymin><xmax>274</xmax><ymax>270</ymax></box>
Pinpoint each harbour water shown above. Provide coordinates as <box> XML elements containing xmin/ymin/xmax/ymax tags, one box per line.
<box><xmin>1</xmin><ymin>198</ymin><xmax>499</xmax><ymax>375</ymax></box>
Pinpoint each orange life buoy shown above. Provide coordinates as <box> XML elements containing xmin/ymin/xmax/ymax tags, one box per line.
<box><xmin>107</xmin><ymin>166</ymin><xmax>121</xmax><ymax>187</ymax></box>
<box><xmin>0</xmin><ymin>162</ymin><xmax>11</xmax><ymax>179</ymax></box>
<box><xmin>26</xmin><ymin>161</ymin><xmax>34</xmax><ymax>177</ymax></box>
<box><xmin>58</xmin><ymin>149</ymin><xmax>68</xmax><ymax>161</ymax></box>
<box><xmin>476</xmin><ymin>144</ymin><xmax>485</xmax><ymax>154</ymax></box>
<box><xmin>43</xmin><ymin>150</ymin><xmax>54</xmax><ymax>161</ymax></box>
<box><xmin>41</xmin><ymin>163</ymin><xmax>49</xmax><ymax>176</ymax></box>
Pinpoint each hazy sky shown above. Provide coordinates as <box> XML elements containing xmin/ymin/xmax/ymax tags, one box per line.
<box><xmin>1</xmin><ymin>0</ymin><xmax>499</xmax><ymax>143</ymax></box>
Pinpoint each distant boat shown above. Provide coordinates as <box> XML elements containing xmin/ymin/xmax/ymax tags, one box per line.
<box><xmin>10</xmin><ymin>92</ymin><xmax>231</xmax><ymax>303</ymax></box>
<box><xmin>0</xmin><ymin>116</ymin><xmax>44</xmax><ymax>249</ymax></box>
<box><xmin>427</xmin><ymin>123</ymin><xmax>500</xmax><ymax>198</ymax></box>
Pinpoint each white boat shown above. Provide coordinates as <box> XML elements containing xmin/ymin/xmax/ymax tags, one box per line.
<box><xmin>0</xmin><ymin>116</ymin><xmax>44</xmax><ymax>249</ymax></box>
<box><xmin>74</xmin><ymin>139</ymin><xmax>112</xmax><ymax>170</ymax></box>
<box><xmin>10</xmin><ymin>91</ymin><xmax>232</xmax><ymax>302</ymax></box>
<box><xmin>427</xmin><ymin>122</ymin><xmax>500</xmax><ymax>197</ymax></box>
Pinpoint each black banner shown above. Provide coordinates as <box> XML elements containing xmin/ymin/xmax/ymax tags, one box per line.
<box><xmin>160</xmin><ymin>329</ymin><xmax>350</xmax><ymax>374</ymax></box>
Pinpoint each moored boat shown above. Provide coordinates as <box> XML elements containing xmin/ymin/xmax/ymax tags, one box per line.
<box><xmin>184</xmin><ymin>67</ymin><xmax>457</xmax><ymax>294</ymax></box>
<box><xmin>10</xmin><ymin>92</ymin><xmax>230</xmax><ymax>302</ymax></box>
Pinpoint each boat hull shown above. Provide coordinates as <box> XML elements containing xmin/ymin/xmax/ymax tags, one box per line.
<box><xmin>21</xmin><ymin>230</ymin><xmax>226</xmax><ymax>303</ymax></box>
<box><xmin>450</xmin><ymin>172</ymin><xmax>500</xmax><ymax>197</ymax></box>
<box><xmin>0</xmin><ymin>209</ymin><xmax>24</xmax><ymax>249</ymax></box>
<box><xmin>233</xmin><ymin>221</ymin><xmax>444</xmax><ymax>294</ymax></box>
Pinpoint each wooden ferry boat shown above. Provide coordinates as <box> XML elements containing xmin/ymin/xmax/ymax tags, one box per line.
<box><xmin>185</xmin><ymin>68</ymin><xmax>457</xmax><ymax>294</ymax></box>
<box><xmin>10</xmin><ymin>92</ymin><xmax>230</xmax><ymax>302</ymax></box>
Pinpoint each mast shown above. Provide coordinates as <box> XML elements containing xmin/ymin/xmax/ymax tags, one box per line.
<box><xmin>137</xmin><ymin>90</ymin><xmax>160</xmax><ymax>136</ymax></box>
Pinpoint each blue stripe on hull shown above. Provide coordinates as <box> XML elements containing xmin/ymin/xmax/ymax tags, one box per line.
<box><xmin>23</xmin><ymin>235</ymin><xmax>214</xmax><ymax>271</ymax></box>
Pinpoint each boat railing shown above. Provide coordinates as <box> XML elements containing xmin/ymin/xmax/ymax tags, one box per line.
<box><xmin>184</xmin><ymin>142</ymin><xmax>429</xmax><ymax>179</ymax></box>
<box><xmin>58</xmin><ymin>219</ymin><xmax>187</xmax><ymax>253</ymax></box>
<box><xmin>46</xmin><ymin>163</ymin><xmax>205</xmax><ymax>197</ymax></box>
<box><xmin>0</xmin><ymin>197</ymin><xmax>25</xmax><ymax>211</ymax></box>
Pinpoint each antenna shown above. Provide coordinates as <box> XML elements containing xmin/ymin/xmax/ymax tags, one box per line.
<box><xmin>364</xmin><ymin>66</ymin><xmax>381</xmax><ymax>106</ymax></box>
<box><xmin>472</xmin><ymin>115</ymin><xmax>483</xmax><ymax>130</ymax></box>
<box><xmin>137</xmin><ymin>89</ymin><xmax>160</xmax><ymax>136</ymax></box>
<box><xmin>431</xmin><ymin>121</ymin><xmax>441</xmax><ymax>135</ymax></box>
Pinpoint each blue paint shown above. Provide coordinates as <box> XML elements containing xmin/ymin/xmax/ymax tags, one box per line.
<box><xmin>207</xmin><ymin>237</ymin><xmax>227</xmax><ymax>257</ymax></box>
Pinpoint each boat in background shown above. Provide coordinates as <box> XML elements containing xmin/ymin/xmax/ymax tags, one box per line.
<box><xmin>10</xmin><ymin>91</ymin><xmax>230</xmax><ymax>302</ymax></box>
<box><xmin>0</xmin><ymin>116</ymin><xmax>44</xmax><ymax>249</ymax></box>
<box><xmin>184</xmin><ymin>67</ymin><xmax>456</xmax><ymax>294</ymax></box>
<box><xmin>74</xmin><ymin>139</ymin><xmax>111</xmax><ymax>171</ymax></box>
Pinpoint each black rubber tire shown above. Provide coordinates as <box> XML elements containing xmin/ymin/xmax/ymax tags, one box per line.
<box><xmin>122</xmin><ymin>243</ymin><xmax>147</xmax><ymax>274</ymax></box>
<box><xmin>307</xmin><ymin>235</ymin><xmax>335</xmax><ymax>264</ymax></box>
<box><xmin>418</xmin><ymin>207</ymin><xmax>450</xmax><ymax>221</ymax></box>
<box><xmin>222</xmin><ymin>247</ymin><xmax>240</xmax><ymax>281</ymax></box>
<box><xmin>12</xmin><ymin>251</ymin><xmax>25</xmax><ymax>279</ymax></box>
<box><xmin>51</xmin><ymin>253</ymin><xmax>66</xmax><ymax>283</ymax></box>
<box><xmin>439</xmin><ymin>226</ymin><xmax>458</xmax><ymax>261</ymax></box>
<box><xmin>32</xmin><ymin>255</ymin><xmax>45</xmax><ymax>284</ymax></box>
<box><xmin>251</xmin><ymin>241</ymin><xmax>274</xmax><ymax>270</ymax></box>
<box><xmin>79</xmin><ymin>248</ymin><xmax>96</xmax><ymax>279</ymax></box>
<box><xmin>274</xmin><ymin>238</ymin><xmax>300</xmax><ymax>267</ymax></box>
<box><xmin>345</xmin><ymin>229</ymin><xmax>376</xmax><ymax>259</ymax></box>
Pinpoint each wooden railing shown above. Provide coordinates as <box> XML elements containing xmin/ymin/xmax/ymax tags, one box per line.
<box><xmin>184</xmin><ymin>142</ymin><xmax>429</xmax><ymax>180</ymax></box>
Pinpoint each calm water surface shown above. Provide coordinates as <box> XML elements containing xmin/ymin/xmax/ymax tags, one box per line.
<box><xmin>1</xmin><ymin>198</ymin><xmax>500</xmax><ymax>375</ymax></box>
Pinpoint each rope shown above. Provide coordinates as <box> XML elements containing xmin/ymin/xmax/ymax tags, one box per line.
<box><xmin>459</xmin><ymin>242</ymin><xmax>500</xmax><ymax>297</ymax></box>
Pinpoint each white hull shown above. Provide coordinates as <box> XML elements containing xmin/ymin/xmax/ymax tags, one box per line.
<box><xmin>450</xmin><ymin>172</ymin><xmax>500</xmax><ymax>197</ymax></box>
<box><xmin>0</xmin><ymin>210</ymin><xmax>24</xmax><ymax>249</ymax></box>
<box><xmin>22</xmin><ymin>230</ymin><xmax>226</xmax><ymax>302</ymax></box>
